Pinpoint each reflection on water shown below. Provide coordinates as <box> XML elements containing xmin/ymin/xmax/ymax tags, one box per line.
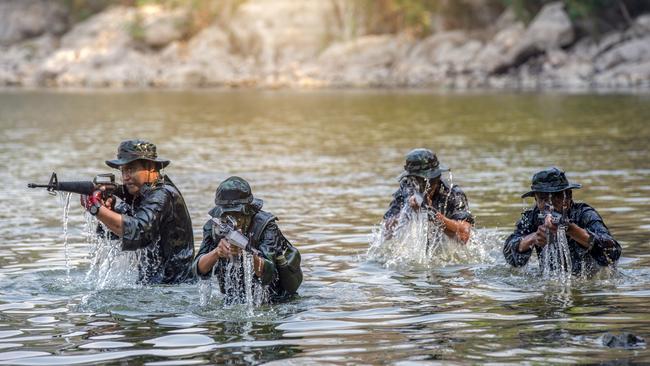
<box><xmin>0</xmin><ymin>90</ymin><xmax>649</xmax><ymax>364</ymax></box>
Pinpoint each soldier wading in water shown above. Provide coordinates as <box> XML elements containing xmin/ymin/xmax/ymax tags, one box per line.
<box><xmin>384</xmin><ymin>148</ymin><xmax>474</xmax><ymax>244</ymax></box>
<box><xmin>80</xmin><ymin>139</ymin><xmax>195</xmax><ymax>284</ymax></box>
<box><xmin>503</xmin><ymin>167</ymin><xmax>621</xmax><ymax>275</ymax></box>
<box><xmin>192</xmin><ymin>176</ymin><xmax>303</xmax><ymax>303</ymax></box>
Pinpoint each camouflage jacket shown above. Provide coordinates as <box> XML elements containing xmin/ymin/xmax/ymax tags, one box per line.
<box><xmin>384</xmin><ymin>180</ymin><xmax>474</xmax><ymax>224</ymax></box>
<box><xmin>116</xmin><ymin>176</ymin><xmax>194</xmax><ymax>284</ymax></box>
<box><xmin>503</xmin><ymin>202</ymin><xmax>621</xmax><ymax>275</ymax></box>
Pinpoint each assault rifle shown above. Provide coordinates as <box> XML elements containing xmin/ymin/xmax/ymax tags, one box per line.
<box><xmin>28</xmin><ymin>172</ymin><xmax>125</xmax><ymax>200</ymax></box>
<box><xmin>213</xmin><ymin>216</ymin><xmax>259</xmax><ymax>254</ymax></box>
<box><xmin>537</xmin><ymin>203</ymin><xmax>569</xmax><ymax>227</ymax></box>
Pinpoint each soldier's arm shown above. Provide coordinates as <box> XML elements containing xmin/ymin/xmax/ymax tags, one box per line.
<box><xmin>121</xmin><ymin>189</ymin><xmax>168</xmax><ymax>250</ymax></box>
<box><xmin>573</xmin><ymin>207</ymin><xmax>621</xmax><ymax>266</ymax></box>
<box><xmin>193</xmin><ymin>221</ymin><xmax>227</xmax><ymax>278</ymax></box>
<box><xmin>436</xmin><ymin>187</ymin><xmax>474</xmax><ymax>243</ymax></box>
<box><xmin>503</xmin><ymin>211</ymin><xmax>536</xmax><ymax>267</ymax></box>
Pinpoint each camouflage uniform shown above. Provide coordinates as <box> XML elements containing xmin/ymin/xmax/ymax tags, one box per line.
<box><xmin>503</xmin><ymin>167</ymin><xmax>621</xmax><ymax>274</ymax></box>
<box><xmin>104</xmin><ymin>139</ymin><xmax>194</xmax><ymax>284</ymax></box>
<box><xmin>384</xmin><ymin>148</ymin><xmax>474</xmax><ymax>224</ymax></box>
<box><xmin>192</xmin><ymin>176</ymin><xmax>302</xmax><ymax>303</ymax></box>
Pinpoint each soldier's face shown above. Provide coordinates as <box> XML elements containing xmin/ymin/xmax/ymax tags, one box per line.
<box><xmin>120</xmin><ymin>160</ymin><xmax>155</xmax><ymax>195</ymax></box>
<box><xmin>535</xmin><ymin>190</ymin><xmax>571</xmax><ymax>212</ymax></box>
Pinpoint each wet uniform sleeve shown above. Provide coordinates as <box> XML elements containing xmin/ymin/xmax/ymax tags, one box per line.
<box><xmin>191</xmin><ymin>220</ymin><xmax>220</xmax><ymax>280</ymax></box>
<box><xmin>445</xmin><ymin>186</ymin><xmax>474</xmax><ymax>224</ymax></box>
<box><xmin>384</xmin><ymin>187</ymin><xmax>406</xmax><ymax>220</ymax></box>
<box><xmin>255</xmin><ymin>223</ymin><xmax>303</xmax><ymax>293</ymax></box>
<box><xmin>503</xmin><ymin>210</ymin><xmax>536</xmax><ymax>267</ymax></box>
<box><xmin>577</xmin><ymin>206</ymin><xmax>622</xmax><ymax>266</ymax></box>
<box><xmin>121</xmin><ymin>189</ymin><xmax>170</xmax><ymax>251</ymax></box>
<box><xmin>254</xmin><ymin>223</ymin><xmax>282</xmax><ymax>286</ymax></box>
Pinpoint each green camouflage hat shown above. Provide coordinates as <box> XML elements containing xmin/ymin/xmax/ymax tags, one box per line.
<box><xmin>106</xmin><ymin>139</ymin><xmax>170</xmax><ymax>169</ymax></box>
<box><xmin>208</xmin><ymin>176</ymin><xmax>263</xmax><ymax>217</ymax></box>
<box><xmin>398</xmin><ymin>148</ymin><xmax>449</xmax><ymax>180</ymax></box>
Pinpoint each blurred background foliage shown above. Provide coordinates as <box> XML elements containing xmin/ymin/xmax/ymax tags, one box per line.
<box><xmin>62</xmin><ymin>0</ymin><xmax>650</xmax><ymax>38</ymax></box>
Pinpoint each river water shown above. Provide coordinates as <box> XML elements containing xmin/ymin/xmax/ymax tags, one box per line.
<box><xmin>0</xmin><ymin>90</ymin><xmax>649</xmax><ymax>365</ymax></box>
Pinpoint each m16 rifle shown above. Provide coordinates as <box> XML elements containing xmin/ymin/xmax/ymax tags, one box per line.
<box><xmin>28</xmin><ymin>172</ymin><xmax>125</xmax><ymax>200</ymax></box>
<box><xmin>537</xmin><ymin>203</ymin><xmax>569</xmax><ymax>227</ymax></box>
<box><xmin>212</xmin><ymin>216</ymin><xmax>258</xmax><ymax>254</ymax></box>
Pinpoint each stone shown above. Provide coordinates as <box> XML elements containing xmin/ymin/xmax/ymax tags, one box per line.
<box><xmin>603</xmin><ymin>332</ymin><xmax>646</xmax><ymax>349</ymax></box>
<box><xmin>140</xmin><ymin>6</ymin><xmax>191</xmax><ymax>48</ymax></box>
<box><xmin>491</xmin><ymin>1</ymin><xmax>574</xmax><ymax>74</ymax></box>
<box><xmin>0</xmin><ymin>0</ymin><xmax>68</xmax><ymax>46</ymax></box>
<box><xmin>594</xmin><ymin>36</ymin><xmax>650</xmax><ymax>71</ymax></box>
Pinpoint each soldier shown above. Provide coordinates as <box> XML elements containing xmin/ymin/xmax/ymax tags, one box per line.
<box><xmin>80</xmin><ymin>139</ymin><xmax>194</xmax><ymax>284</ymax></box>
<box><xmin>192</xmin><ymin>176</ymin><xmax>302</xmax><ymax>303</ymax></box>
<box><xmin>503</xmin><ymin>167</ymin><xmax>621</xmax><ymax>275</ymax></box>
<box><xmin>384</xmin><ymin>148</ymin><xmax>474</xmax><ymax>243</ymax></box>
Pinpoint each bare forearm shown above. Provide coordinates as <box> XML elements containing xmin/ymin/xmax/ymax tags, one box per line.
<box><xmin>197</xmin><ymin>251</ymin><xmax>219</xmax><ymax>275</ymax></box>
<box><xmin>441</xmin><ymin>217</ymin><xmax>471</xmax><ymax>243</ymax></box>
<box><xmin>96</xmin><ymin>208</ymin><xmax>123</xmax><ymax>236</ymax></box>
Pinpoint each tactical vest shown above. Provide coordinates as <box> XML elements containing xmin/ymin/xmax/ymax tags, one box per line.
<box><xmin>247</xmin><ymin>210</ymin><xmax>278</xmax><ymax>248</ymax></box>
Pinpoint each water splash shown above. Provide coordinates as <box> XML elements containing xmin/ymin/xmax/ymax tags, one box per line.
<box><xmin>200</xmin><ymin>252</ymin><xmax>267</xmax><ymax>311</ymax></box>
<box><xmin>539</xmin><ymin>225</ymin><xmax>573</xmax><ymax>285</ymax></box>
<box><xmin>59</xmin><ymin>192</ymin><xmax>73</xmax><ymax>280</ymax></box>
<box><xmin>82</xmin><ymin>216</ymin><xmax>141</xmax><ymax>290</ymax></box>
<box><xmin>368</xmin><ymin>210</ymin><xmax>498</xmax><ymax>269</ymax></box>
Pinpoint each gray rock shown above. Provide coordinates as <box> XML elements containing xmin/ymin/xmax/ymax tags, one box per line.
<box><xmin>474</xmin><ymin>22</ymin><xmax>525</xmax><ymax>73</ymax></box>
<box><xmin>0</xmin><ymin>0</ymin><xmax>68</xmax><ymax>46</ymax></box>
<box><xmin>594</xmin><ymin>36</ymin><xmax>650</xmax><ymax>71</ymax></box>
<box><xmin>492</xmin><ymin>1</ymin><xmax>574</xmax><ymax>74</ymax></box>
<box><xmin>141</xmin><ymin>8</ymin><xmax>191</xmax><ymax>48</ymax></box>
<box><xmin>602</xmin><ymin>332</ymin><xmax>645</xmax><ymax>349</ymax></box>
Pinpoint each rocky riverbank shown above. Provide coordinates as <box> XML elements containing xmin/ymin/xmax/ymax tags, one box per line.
<box><xmin>1</xmin><ymin>0</ymin><xmax>649</xmax><ymax>90</ymax></box>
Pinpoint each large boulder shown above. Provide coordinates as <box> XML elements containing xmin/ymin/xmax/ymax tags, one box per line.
<box><xmin>473</xmin><ymin>22</ymin><xmax>526</xmax><ymax>73</ymax></box>
<box><xmin>594</xmin><ymin>36</ymin><xmax>650</xmax><ymax>71</ymax></box>
<box><xmin>156</xmin><ymin>24</ymin><xmax>252</xmax><ymax>87</ymax></box>
<box><xmin>139</xmin><ymin>6</ymin><xmax>191</xmax><ymax>48</ymax></box>
<box><xmin>306</xmin><ymin>35</ymin><xmax>412</xmax><ymax>87</ymax></box>
<box><xmin>491</xmin><ymin>1</ymin><xmax>574</xmax><ymax>74</ymax></box>
<box><xmin>0</xmin><ymin>0</ymin><xmax>68</xmax><ymax>46</ymax></box>
<box><xmin>226</xmin><ymin>0</ymin><xmax>339</xmax><ymax>74</ymax></box>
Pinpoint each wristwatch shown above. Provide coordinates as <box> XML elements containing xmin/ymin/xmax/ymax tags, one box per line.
<box><xmin>89</xmin><ymin>202</ymin><xmax>101</xmax><ymax>216</ymax></box>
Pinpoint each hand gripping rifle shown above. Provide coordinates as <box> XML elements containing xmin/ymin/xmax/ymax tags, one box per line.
<box><xmin>28</xmin><ymin>172</ymin><xmax>125</xmax><ymax>200</ymax></box>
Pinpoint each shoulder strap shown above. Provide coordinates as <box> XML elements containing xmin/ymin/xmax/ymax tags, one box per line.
<box><xmin>248</xmin><ymin>210</ymin><xmax>277</xmax><ymax>247</ymax></box>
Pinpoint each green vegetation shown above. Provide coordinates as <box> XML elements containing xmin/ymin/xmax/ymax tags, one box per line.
<box><xmin>62</xmin><ymin>0</ymin><xmax>650</xmax><ymax>40</ymax></box>
<box><xmin>502</xmin><ymin>0</ymin><xmax>650</xmax><ymax>30</ymax></box>
<box><xmin>352</xmin><ymin>0</ymin><xmax>649</xmax><ymax>37</ymax></box>
<box><xmin>353</xmin><ymin>0</ymin><xmax>505</xmax><ymax>37</ymax></box>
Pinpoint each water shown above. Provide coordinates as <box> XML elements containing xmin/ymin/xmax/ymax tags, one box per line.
<box><xmin>1</xmin><ymin>90</ymin><xmax>649</xmax><ymax>364</ymax></box>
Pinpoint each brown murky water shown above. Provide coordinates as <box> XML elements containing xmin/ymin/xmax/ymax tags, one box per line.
<box><xmin>0</xmin><ymin>90</ymin><xmax>649</xmax><ymax>364</ymax></box>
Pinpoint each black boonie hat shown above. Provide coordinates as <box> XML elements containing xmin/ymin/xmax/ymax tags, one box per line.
<box><xmin>522</xmin><ymin>167</ymin><xmax>582</xmax><ymax>198</ymax></box>
<box><xmin>208</xmin><ymin>176</ymin><xmax>263</xmax><ymax>218</ymax></box>
<box><xmin>106</xmin><ymin>139</ymin><xmax>170</xmax><ymax>169</ymax></box>
<box><xmin>398</xmin><ymin>148</ymin><xmax>449</xmax><ymax>180</ymax></box>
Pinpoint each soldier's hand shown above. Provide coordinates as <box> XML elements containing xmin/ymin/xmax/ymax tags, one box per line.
<box><xmin>533</xmin><ymin>225</ymin><xmax>548</xmax><ymax>248</ymax></box>
<box><xmin>229</xmin><ymin>244</ymin><xmax>241</xmax><ymax>257</ymax></box>
<box><xmin>543</xmin><ymin>214</ymin><xmax>558</xmax><ymax>234</ymax></box>
<box><xmin>408</xmin><ymin>195</ymin><xmax>420</xmax><ymax>210</ymax></box>
<box><xmin>214</xmin><ymin>239</ymin><xmax>231</xmax><ymax>259</ymax></box>
<box><xmin>80</xmin><ymin>190</ymin><xmax>103</xmax><ymax>211</ymax></box>
<box><xmin>253</xmin><ymin>254</ymin><xmax>264</xmax><ymax>278</ymax></box>
<box><xmin>97</xmin><ymin>186</ymin><xmax>115</xmax><ymax>210</ymax></box>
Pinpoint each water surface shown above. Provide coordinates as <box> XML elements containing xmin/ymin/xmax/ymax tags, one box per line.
<box><xmin>0</xmin><ymin>90</ymin><xmax>649</xmax><ymax>364</ymax></box>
